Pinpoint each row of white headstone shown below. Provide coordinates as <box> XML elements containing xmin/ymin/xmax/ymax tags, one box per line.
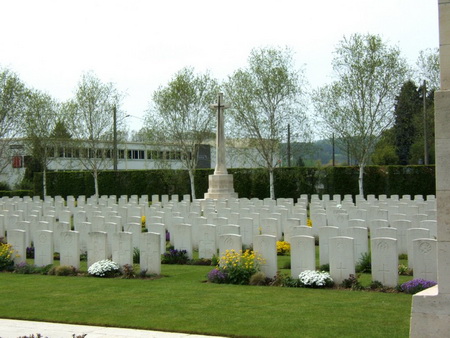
<box><xmin>0</xmin><ymin>194</ymin><xmax>437</xmax><ymax>285</ymax></box>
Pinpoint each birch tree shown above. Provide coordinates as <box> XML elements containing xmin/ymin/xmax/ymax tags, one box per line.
<box><xmin>224</xmin><ymin>47</ymin><xmax>309</xmax><ymax>199</ymax></box>
<box><xmin>146</xmin><ymin>67</ymin><xmax>218</xmax><ymax>200</ymax></box>
<box><xmin>0</xmin><ymin>67</ymin><xmax>27</xmax><ymax>175</ymax></box>
<box><xmin>23</xmin><ymin>89</ymin><xmax>61</xmax><ymax>195</ymax></box>
<box><xmin>313</xmin><ymin>33</ymin><xmax>409</xmax><ymax>196</ymax></box>
<box><xmin>65</xmin><ymin>72</ymin><xmax>124</xmax><ymax>200</ymax></box>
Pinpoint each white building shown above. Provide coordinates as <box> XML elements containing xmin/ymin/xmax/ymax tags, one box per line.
<box><xmin>1</xmin><ymin>138</ymin><xmax>265</xmax><ymax>188</ymax></box>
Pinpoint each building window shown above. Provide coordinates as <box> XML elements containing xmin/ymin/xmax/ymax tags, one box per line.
<box><xmin>46</xmin><ymin>147</ymin><xmax>56</xmax><ymax>157</ymax></box>
<box><xmin>65</xmin><ymin>148</ymin><xmax>73</xmax><ymax>158</ymax></box>
<box><xmin>127</xmin><ymin>149</ymin><xmax>145</xmax><ymax>160</ymax></box>
<box><xmin>12</xmin><ymin>156</ymin><xmax>23</xmax><ymax>168</ymax></box>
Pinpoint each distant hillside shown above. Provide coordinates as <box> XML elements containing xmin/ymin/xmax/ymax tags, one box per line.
<box><xmin>281</xmin><ymin>139</ymin><xmax>350</xmax><ymax>166</ymax></box>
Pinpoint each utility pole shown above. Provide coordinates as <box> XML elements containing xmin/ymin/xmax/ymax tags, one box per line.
<box><xmin>423</xmin><ymin>80</ymin><xmax>429</xmax><ymax>165</ymax></box>
<box><xmin>332</xmin><ymin>133</ymin><xmax>335</xmax><ymax>166</ymax></box>
<box><xmin>113</xmin><ymin>105</ymin><xmax>118</xmax><ymax>171</ymax></box>
<box><xmin>287</xmin><ymin>124</ymin><xmax>291</xmax><ymax>167</ymax></box>
<box><xmin>347</xmin><ymin>140</ymin><xmax>350</xmax><ymax>165</ymax></box>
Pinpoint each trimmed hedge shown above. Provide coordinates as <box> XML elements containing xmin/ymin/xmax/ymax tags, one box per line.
<box><xmin>0</xmin><ymin>190</ymin><xmax>33</xmax><ymax>198</ymax></box>
<box><xmin>32</xmin><ymin>165</ymin><xmax>436</xmax><ymax>200</ymax></box>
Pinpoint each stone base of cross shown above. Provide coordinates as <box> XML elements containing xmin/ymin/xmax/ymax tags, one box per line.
<box><xmin>204</xmin><ymin>173</ymin><xmax>238</xmax><ymax>200</ymax></box>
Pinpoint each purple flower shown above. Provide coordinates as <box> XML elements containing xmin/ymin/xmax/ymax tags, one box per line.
<box><xmin>207</xmin><ymin>269</ymin><xmax>228</xmax><ymax>283</ymax></box>
<box><xmin>400</xmin><ymin>279</ymin><xmax>437</xmax><ymax>294</ymax></box>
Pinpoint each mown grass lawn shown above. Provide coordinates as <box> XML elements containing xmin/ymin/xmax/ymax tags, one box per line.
<box><xmin>0</xmin><ymin>261</ymin><xmax>413</xmax><ymax>338</ymax></box>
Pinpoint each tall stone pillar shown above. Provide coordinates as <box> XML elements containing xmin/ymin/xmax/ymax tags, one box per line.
<box><xmin>204</xmin><ymin>93</ymin><xmax>238</xmax><ymax>200</ymax></box>
<box><xmin>410</xmin><ymin>1</ymin><xmax>450</xmax><ymax>336</ymax></box>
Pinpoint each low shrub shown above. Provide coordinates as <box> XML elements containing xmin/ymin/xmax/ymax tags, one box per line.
<box><xmin>355</xmin><ymin>252</ymin><xmax>371</xmax><ymax>273</ymax></box>
<box><xmin>298</xmin><ymin>270</ymin><xmax>334</xmax><ymax>288</ymax></box>
<box><xmin>398</xmin><ymin>264</ymin><xmax>413</xmax><ymax>276</ymax></box>
<box><xmin>88</xmin><ymin>260</ymin><xmax>120</xmax><ymax>277</ymax></box>
<box><xmin>276</xmin><ymin>241</ymin><xmax>290</xmax><ymax>255</ymax></box>
<box><xmin>133</xmin><ymin>247</ymin><xmax>140</xmax><ymax>264</ymax></box>
<box><xmin>0</xmin><ymin>243</ymin><xmax>15</xmax><ymax>271</ymax></box>
<box><xmin>399</xmin><ymin>279</ymin><xmax>437</xmax><ymax>294</ymax></box>
<box><xmin>370</xmin><ymin>280</ymin><xmax>385</xmax><ymax>291</ymax></box>
<box><xmin>249</xmin><ymin>271</ymin><xmax>267</xmax><ymax>286</ymax></box>
<box><xmin>14</xmin><ymin>262</ymin><xmax>37</xmax><ymax>274</ymax></box>
<box><xmin>282</xmin><ymin>260</ymin><xmax>291</xmax><ymax>269</ymax></box>
<box><xmin>208</xmin><ymin>249</ymin><xmax>265</xmax><ymax>285</ymax></box>
<box><xmin>340</xmin><ymin>274</ymin><xmax>364</xmax><ymax>290</ymax></box>
<box><xmin>188</xmin><ymin>258</ymin><xmax>213</xmax><ymax>266</ymax></box>
<box><xmin>121</xmin><ymin>264</ymin><xmax>136</xmax><ymax>279</ymax></box>
<box><xmin>207</xmin><ymin>268</ymin><xmax>228</xmax><ymax>284</ymax></box>
<box><xmin>161</xmin><ymin>249</ymin><xmax>189</xmax><ymax>264</ymax></box>
<box><xmin>80</xmin><ymin>252</ymin><xmax>87</xmax><ymax>261</ymax></box>
<box><xmin>48</xmin><ymin>265</ymin><xmax>78</xmax><ymax>276</ymax></box>
<box><xmin>399</xmin><ymin>253</ymin><xmax>408</xmax><ymax>260</ymax></box>
<box><xmin>282</xmin><ymin>276</ymin><xmax>303</xmax><ymax>288</ymax></box>
<box><xmin>26</xmin><ymin>246</ymin><xmax>35</xmax><ymax>259</ymax></box>
<box><xmin>319</xmin><ymin>263</ymin><xmax>330</xmax><ymax>272</ymax></box>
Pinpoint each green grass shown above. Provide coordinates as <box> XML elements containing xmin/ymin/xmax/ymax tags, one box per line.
<box><xmin>0</xmin><ymin>260</ymin><xmax>413</xmax><ymax>338</ymax></box>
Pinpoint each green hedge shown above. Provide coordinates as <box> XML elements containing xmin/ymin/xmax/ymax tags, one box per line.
<box><xmin>0</xmin><ymin>190</ymin><xmax>33</xmax><ymax>198</ymax></box>
<box><xmin>32</xmin><ymin>165</ymin><xmax>436</xmax><ymax>200</ymax></box>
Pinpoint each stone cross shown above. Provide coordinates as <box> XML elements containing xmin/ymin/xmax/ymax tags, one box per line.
<box><xmin>211</xmin><ymin>93</ymin><xmax>230</xmax><ymax>175</ymax></box>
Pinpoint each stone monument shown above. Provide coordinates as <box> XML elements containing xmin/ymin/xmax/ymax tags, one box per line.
<box><xmin>204</xmin><ymin>93</ymin><xmax>238</xmax><ymax>200</ymax></box>
<box><xmin>410</xmin><ymin>1</ymin><xmax>450</xmax><ymax>336</ymax></box>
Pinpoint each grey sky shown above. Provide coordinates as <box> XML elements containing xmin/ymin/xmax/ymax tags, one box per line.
<box><xmin>1</xmin><ymin>0</ymin><xmax>439</xmax><ymax>131</ymax></box>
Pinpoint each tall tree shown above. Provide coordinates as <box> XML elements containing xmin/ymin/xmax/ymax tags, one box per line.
<box><xmin>65</xmin><ymin>72</ymin><xmax>124</xmax><ymax>200</ymax></box>
<box><xmin>23</xmin><ymin>89</ymin><xmax>60</xmax><ymax>195</ymax></box>
<box><xmin>416</xmin><ymin>48</ymin><xmax>440</xmax><ymax>91</ymax></box>
<box><xmin>146</xmin><ymin>67</ymin><xmax>219</xmax><ymax>200</ymax></box>
<box><xmin>0</xmin><ymin>67</ymin><xmax>27</xmax><ymax>175</ymax></box>
<box><xmin>224</xmin><ymin>47</ymin><xmax>309</xmax><ymax>199</ymax></box>
<box><xmin>394</xmin><ymin>81</ymin><xmax>421</xmax><ymax>164</ymax></box>
<box><xmin>371</xmin><ymin>128</ymin><xmax>399</xmax><ymax>165</ymax></box>
<box><xmin>313</xmin><ymin>33</ymin><xmax>409</xmax><ymax>196</ymax></box>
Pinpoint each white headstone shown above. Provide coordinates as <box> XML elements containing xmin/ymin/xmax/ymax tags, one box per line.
<box><xmin>112</xmin><ymin>232</ymin><xmax>133</xmax><ymax>267</ymax></box>
<box><xmin>198</xmin><ymin>224</ymin><xmax>217</xmax><ymax>259</ymax></box>
<box><xmin>343</xmin><ymin>226</ymin><xmax>369</xmax><ymax>264</ymax></box>
<box><xmin>290</xmin><ymin>235</ymin><xmax>315</xmax><ymax>278</ymax></box>
<box><xmin>147</xmin><ymin>223</ymin><xmax>166</xmax><ymax>254</ymax></box>
<box><xmin>218</xmin><ymin>234</ymin><xmax>242</xmax><ymax>259</ymax></box>
<box><xmin>8</xmin><ymin>229</ymin><xmax>26</xmax><ymax>264</ymax></box>
<box><xmin>254</xmin><ymin>234</ymin><xmax>277</xmax><ymax>279</ymax></box>
<box><xmin>319</xmin><ymin>226</ymin><xmax>340</xmax><ymax>266</ymax></box>
<box><xmin>407</xmin><ymin>228</ymin><xmax>431</xmax><ymax>269</ymax></box>
<box><xmin>412</xmin><ymin>238</ymin><xmax>437</xmax><ymax>282</ymax></box>
<box><xmin>35</xmin><ymin>230</ymin><xmax>54</xmax><ymax>267</ymax></box>
<box><xmin>329</xmin><ymin>236</ymin><xmax>355</xmax><ymax>284</ymax></box>
<box><xmin>140</xmin><ymin>232</ymin><xmax>161</xmax><ymax>275</ymax></box>
<box><xmin>87</xmin><ymin>231</ymin><xmax>108</xmax><ymax>268</ymax></box>
<box><xmin>60</xmin><ymin>231</ymin><xmax>80</xmax><ymax>269</ymax></box>
<box><xmin>173</xmin><ymin>223</ymin><xmax>193</xmax><ymax>259</ymax></box>
<box><xmin>371</xmin><ymin>237</ymin><xmax>398</xmax><ymax>287</ymax></box>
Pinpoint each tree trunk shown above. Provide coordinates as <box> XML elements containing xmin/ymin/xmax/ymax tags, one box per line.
<box><xmin>269</xmin><ymin>169</ymin><xmax>275</xmax><ymax>200</ymax></box>
<box><xmin>358</xmin><ymin>164</ymin><xmax>365</xmax><ymax>197</ymax></box>
<box><xmin>42</xmin><ymin>167</ymin><xmax>47</xmax><ymax>197</ymax></box>
<box><xmin>188</xmin><ymin>169</ymin><xmax>196</xmax><ymax>200</ymax></box>
<box><xmin>93</xmin><ymin>170</ymin><xmax>99</xmax><ymax>202</ymax></box>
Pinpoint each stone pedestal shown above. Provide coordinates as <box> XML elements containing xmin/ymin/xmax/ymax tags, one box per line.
<box><xmin>204</xmin><ymin>174</ymin><xmax>238</xmax><ymax>200</ymax></box>
<box><xmin>410</xmin><ymin>2</ymin><xmax>450</xmax><ymax>334</ymax></box>
<box><xmin>411</xmin><ymin>286</ymin><xmax>450</xmax><ymax>337</ymax></box>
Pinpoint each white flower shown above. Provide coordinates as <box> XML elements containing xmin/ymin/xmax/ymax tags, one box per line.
<box><xmin>299</xmin><ymin>270</ymin><xmax>333</xmax><ymax>287</ymax></box>
<box><xmin>88</xmin><ymin>259</ymin><xmax>120</xmax><ymax>277</ymax></box>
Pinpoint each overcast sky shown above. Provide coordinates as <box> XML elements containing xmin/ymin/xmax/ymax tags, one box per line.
<box><xmin>1</xmin><ymin>0</ymin><xmax>439</xmax><ymax>131</ymax></box>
